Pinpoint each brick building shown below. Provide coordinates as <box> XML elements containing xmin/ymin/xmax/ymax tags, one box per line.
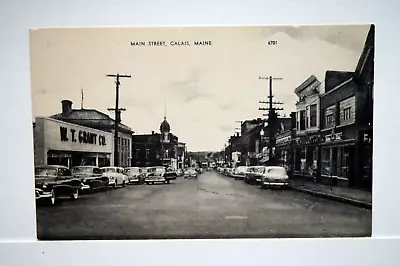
<box><xmin>319</xmin><ymin>25</ymin><xmax>374</xmax><ymax>190</ymax></box>
<box><xmin>131</xmin><ymin>115</ymin><xmax>185</xmax><ymax>169</ymax></box>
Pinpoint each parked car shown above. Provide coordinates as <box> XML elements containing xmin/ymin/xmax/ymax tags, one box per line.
<box><xmin>184</xmin><ymin>168</ymin><xmax>197</xmax><ymax>178</ymax></box>
<box><xmin>124</xmin><ymin>167</ymin><xmax>145</xmax><ymax>184</ymax></box>
<box><xmin>144</xmin><ymin>166</ymin><xmax>167</xmax><ymax>184</ymax></box>
<box><xmin>35</xmin><ymin>165</ymin><xmax>83</xmax><ymax>205</ymax></box>
<box><xmin>260</xmin><ymin>166</ymin><xmax>289</xmax><ymax>188</ymax></box>
<box><xmin>244</xmin><ymin>166</ymin><xmax>266</xmax><ymax>185</ymax></box>
<box><xmin>71</xmin><ymin>166</ymin><xmax>109</xmax><ymax>193</ymax></box>
<box><xmin>232</xmin><ymin>166</ymin><xmax>249</xmax><ymax>180</ymax></box>
<box><xmin>176</xmin><ymin>168</ymin><xmax>184</xmax><ymax>177</ymax></box>
<box><xmin>164</xmin><ymin>168</ymin><xmax>178</xmax><ymax>183</ymax></box>
<box><xmin>100</xmin><ymin>166</ymin><xmax>128</xmax><ymax>187</ymax></box>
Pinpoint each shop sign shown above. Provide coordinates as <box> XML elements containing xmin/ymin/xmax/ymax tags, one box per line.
<box><xmin>60</xmin><ymin>126</ymin><xmax>107</xmax><ymax>146</ymax></box>
<box><xmin>363</xmin><ymin>133</ymin><xmax>372</xmax><ymax>144</ymax></box>
<box><xmin>294</xmin><ymin>135</ymin><xmax>320</xmax><ymax>145</ymax></box>
<box><xmin>276</xmin><ymin>135</ymin><xmax>291</xmax><ymax>145</ymax></box>
<box><xmin>324</xmin><ymin>129</ymin><xmax>343</xmax><ymax>143</ymax></box>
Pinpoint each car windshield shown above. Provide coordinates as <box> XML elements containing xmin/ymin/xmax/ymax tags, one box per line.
<box><xmin>102</xmin><ymin>168</ymin><xmax>116</xmax><ymax>173</ymax></box>
<box><xmin>35</xmin><ymin>167</ymin><xmax>57</xmax><ymax>176</ymax></box>
<box><xmin>125</xmin><ymin>168</ymin><xmax>140</xmax><ymax>174</ymax></box>
<box><xmin>72</xmin><ymin>167</ymin><xmax>95</xmax><ymax>174</ymax></box>
<box><xmin>250</xmin><ymin>167</ymin><xmax>265</xmax><ymax>173</ymax></box>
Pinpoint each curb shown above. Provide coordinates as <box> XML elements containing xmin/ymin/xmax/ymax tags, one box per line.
<box><xmin>288</xmin><ymin>185</ymin><xmax>372</xmax><ymax>210</ymax></box>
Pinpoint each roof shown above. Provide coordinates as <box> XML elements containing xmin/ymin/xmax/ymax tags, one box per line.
<box><xmin>160</xmin><ymin>118</ymin><xmax>171</xmax><ymax>132</ymax></box>
<box><xmin>294</xmin><ymin>75</ymin><xmax>317</xmax><ymax>95</ymax></box>
<box><xmin>355</xmin><ymin>24</ymin><xmax>375</xmax><ymax>80</ymax></box>
<box><xmin>51</xmin><ymin>109</ymin><xmax>133</xmax><ymax>133</ymax></box>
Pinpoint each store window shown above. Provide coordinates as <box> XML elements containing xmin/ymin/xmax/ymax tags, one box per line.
<box><xmin>310</xmin><ymin>104</ymin><xmax>317</xmax><ymax>127</ymax></box>
<box><xmin>305</xmin><ymin>147</ymin><xmax>317</xmax><ymax>176</ymax></box>
<box><xmin>294</xmin><ymin>147</ymin><xmax>305</xmax><ymax>172</ymax></box>
<box><xmin>321</xmin><ymin>148</ymin><xmax>331</xmax><ymax>176</ymax></box>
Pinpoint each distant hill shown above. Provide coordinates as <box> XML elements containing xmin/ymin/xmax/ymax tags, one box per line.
<box><xmin>187</xmin><ymin>151</ymin><xmax>216</xmax><ymax>162</ymax></box>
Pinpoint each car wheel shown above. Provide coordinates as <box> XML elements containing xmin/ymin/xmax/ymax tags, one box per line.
<box><xmin>70</xmin><ymin>188</ymin><xmax>79</xmax><ymax>200</ymax></box>
<box><xmin>114</xmin><ymin>180</ymin><xmax>118</xmax><ymax>188</ymax></box>
<box><xmin>167</xmin><ymin>180</ymin><xmax>170</xmax><ymax>184</ymax></box>
<box><xmin>50</xmin><ymin>189</ymin><xmax>56</xmax><ymax>205</ymax></box>
<box><xmin>122</xmin><ymin>181</ymin><xmax>126</xmax><ymax>187</ymax></box>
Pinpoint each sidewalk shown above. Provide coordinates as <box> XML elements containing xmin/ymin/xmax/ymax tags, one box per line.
<box><xmin>288</xmin><ymin>179</ymin><xmax>372</xmax><ymax>209</ymax></box>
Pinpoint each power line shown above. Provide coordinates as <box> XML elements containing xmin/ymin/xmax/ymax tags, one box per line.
<box><xmin>107</xmin><ymin>73</ymin><xmax>131</xmax><ymax>167</ymax></box>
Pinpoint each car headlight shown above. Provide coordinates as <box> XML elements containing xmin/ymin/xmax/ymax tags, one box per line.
<box><xmin>82</xmin><ymin>179</ymin><xmax>87</xmax><ymax>183</ymax></box>
<box><xmin>42</xmin><ymin>182</ymin><xmax>48</xmax><ymax>189</ymax></box>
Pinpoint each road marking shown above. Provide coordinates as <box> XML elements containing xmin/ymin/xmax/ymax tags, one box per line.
<box><xmin>225</xmin><ymin>216</ymin><xmax>248</xmax><ymax>220</ymax></box>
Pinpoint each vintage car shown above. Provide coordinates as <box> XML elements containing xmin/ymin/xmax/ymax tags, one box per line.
<box><xmin>260</xmin><ymin>166</ymin><xmax>289</xmax><ymax>188</ymax></box>
<box><xmin>71</xmin><ymin>166</ymin><xmax>109</xmax><ymax>192</ymax></box>
<box><xmin>244</xmin><ymin>166</ymin><xmax>266</xmax><ymax>185</ymax></box>
<box><xmin>100</xmin><ymin>166</ymin><xmax>128</xmax><ymax>187</ymax></box>
<box><xmin>184</xmin><ymin>168</ymin><xmax>197</xmax><ymax>178</ymax></box>
<box><xmin>176</xmin><ymin>168</ymin><xmax>184</xmax><ymax>177</ymax></box>
<box><xmin>35</xmin><ymin>165</ymin><xmax>84</xmax><ymax>205</ymax></box>
<box><xmin>144</xmin><ymin>166</ymin><xmax>166</xmax><ymax>184</ymax></box>
<box><xmin>232</xmin><ymin>166</ymin><xmax>249</xmax><ymax>180</ymax></box>
<box><xmin>164</xmin><ymin>168</ymin><xmax>178</xmax><ymax>183</ymax></box>
<box><xmin>124</xmin><ymin>167</ymin><xmax>145</xmax><ymax>184</ymax></box>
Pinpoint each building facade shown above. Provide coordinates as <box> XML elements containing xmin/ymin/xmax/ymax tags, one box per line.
<box><xmin>293</xmin><ymin>76</ymin><xmax>323</xmax><ymax>179</ymax></box>
<box><xmin>274</xmin><ymin>112</ymin><xmax>296</xmax><ymax>174</ymax></box>
<box><xmin>50</xmin><ymin>100</ymin><xmax>134</xmax><ymax>167</ymax></box>
<box><xmin>131</xmin><ymin>116</ymin><xmax>184</xmax><ymax>170</ymax></box>
<box><xmin>34</xmin><ymin>117</ymin><xmax>113</xmax><ymax>168</ymax></box>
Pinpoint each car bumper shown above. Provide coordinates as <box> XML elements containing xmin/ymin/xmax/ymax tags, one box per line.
<box><xmin>35</xmin><ymin>190</ymin><xmax>52</xmax><ymax>200</ymax></box>
<box><xmin>145</xmin><ymin>178</ymin><xmax>166</xmax><ymax>182</ymax></box>
<box><xmin>232</xmin><ymin>174</ymin><xmax>245</xmax><ymax>179</ymax></box>
<box><xmin>128</xmin><ymin>178</ymin><xmax>140</xmax><ymax>183</ymax></box>
<box><xmin>262</xmin><ymin>180</ymin><xmax>289</xmax><ymax>186</ymax></box>
<box><xmin>108</xmin><ymin>180</ymin><xmax>116</xmax><ymax>185</ymax></box>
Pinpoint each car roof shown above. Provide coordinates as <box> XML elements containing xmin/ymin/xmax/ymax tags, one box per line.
<box><xmin>265</xmin><ymin>166</ymin><xmax>286</xmax><ymax>170</ymax></box>
<box><xmin>36</xmin><ymin>165</ymin><xmax>67</xmax><ymax>169</ymax></box>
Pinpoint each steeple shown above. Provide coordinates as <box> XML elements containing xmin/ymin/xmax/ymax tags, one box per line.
<box><xmin>164</xmin><ymin>99</ymin><xmax>167</xmax><ymax>120</ymax></box>
<box><xmin>160</xmin><ymin>99</ymin><xmax>171</xmax><ymax>133</ymax></box>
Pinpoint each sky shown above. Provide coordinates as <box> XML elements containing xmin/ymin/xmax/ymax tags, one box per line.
<box><xmin>30</xmin><ymin>25</ymin><xmax>371</xmax><ymax>152</ymax></box>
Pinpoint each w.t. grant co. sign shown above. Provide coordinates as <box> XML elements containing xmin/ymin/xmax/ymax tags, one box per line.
<box><xmin>36</xmin><ymin>117</ymin><xmax>113</xmax><ymax>154</ymax></box>
<box><xmin>60</xmin><ymin>126</ymin><xmax>107</xmax><ymax>146</ymax></box>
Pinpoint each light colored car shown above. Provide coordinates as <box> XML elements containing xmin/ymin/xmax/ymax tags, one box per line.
<box><xmin>124</xmin><ymin>167</ymin><xmax>145</xmax><ymax>184</ymax></box>
<box><xmin>184</xmin><ymin>168</ymin><xmax>197</xmax><ymax>178</ymax></box>
<box><xmin>101</xmin><ymin>166</ymin><xmax>128</xmax><ymax>187</ymax></box>
<box><xmin>232</xmin><ymin>166</ymin><xmax>249</xmax><ymax>180</ymax></box>
<box><xmin>144</xmin><ymin>166</ymin><xmax>166</xmax><ymax>184</ymax></box>
<box><xmin>260</xmin><ymin>166</ymin><xmax>289</xmax><ymax>188</ymax></box>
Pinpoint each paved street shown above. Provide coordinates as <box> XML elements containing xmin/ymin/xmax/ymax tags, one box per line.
<box><xmin>37</xmin><ymin>170</ymin><xmax>371</xmax><ymax>240</ymax></box>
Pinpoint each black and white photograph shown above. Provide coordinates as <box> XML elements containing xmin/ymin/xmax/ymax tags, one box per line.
<box><xmin>30</xmin><ymin>24</ymin><xmax>374</xmax><ymax>240</ymax></box>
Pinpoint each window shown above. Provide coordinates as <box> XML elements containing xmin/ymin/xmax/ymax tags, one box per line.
<box><xmin>296</xmin><ymin>112</ymin><xmax>299</xmax><ymax>130</ymax></box>
<box><xmin>145</xmin><ymin>149</ymin><xmax>150</xmax><ymax>159</ymax></box>
<box><xmin>305</xmin><ymin>106</ymin><xmax>309</xmax><ymax>128</ymax></box>
<box><xmin>299</xmin><ymin>110</ymin><xmax>306</xmax><ymax>130</ymax></box>
<box><xmin>326</xmin><ymin>114</ymin><xmax>334</xmax><ymax>128</ymax></box>
<box><xmin>310</xmin><ymin>104</ymin><xmax>317</xmax><ymax>127</ymax></box>
<box><xmin>343</xmin><ymin>107</ymin><xmax>351</xmax><ymax>121</ymax></box>
<box><xmin>135</xmin><ymin>149</ymin><xmax>140</xmax><ymax>159</ymax></box>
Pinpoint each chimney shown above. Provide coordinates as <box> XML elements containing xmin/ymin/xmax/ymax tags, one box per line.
<box><xmin>236</xmin><ymin>132</ymin><xmax>239</xmax><ymax>137</ymax></box>
<box><xmin>61</xmin><ymin>100</ymin><xmax>73</xmax><ymax>115</ymax></box>
<box><xmin>152</xmin><ymin>131</ymin><xmax>155</xmax><ymax>135</ymax></box>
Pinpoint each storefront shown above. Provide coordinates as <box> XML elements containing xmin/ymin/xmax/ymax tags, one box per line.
<box><xmin>293</xmin><ymin>133</ymin><xmax>321</xmax><ymax>178</ymax></box>
<box><xmin>34</xmin><ymin>117</ymin><xmax>113</xmax><ymax>168</ymax></box>
<box><xmin>275</xmin><ymin>131</ymin><xmax>293</xmax><ymax>173</ymax></box>
<box><xmin>320</xmin><ymin>125</ymin><xmax>357</xmax><ymax>185</ymax></box>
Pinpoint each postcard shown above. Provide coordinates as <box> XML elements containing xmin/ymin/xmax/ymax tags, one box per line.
<box><xmin>30</xmin><ymin>25</ymin><xmax>374</xmax><ymax>240</ymax></box>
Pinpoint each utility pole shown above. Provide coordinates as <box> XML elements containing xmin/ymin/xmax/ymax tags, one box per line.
<box><xmin>259</xmin><ymin>76</ymin><xmax>283</xmax><ymax>163</ymax></box>
<box><xmin>107</xmin><ymin>73</ymin><xmax>131</xmax><ymax>167</ymax></box>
